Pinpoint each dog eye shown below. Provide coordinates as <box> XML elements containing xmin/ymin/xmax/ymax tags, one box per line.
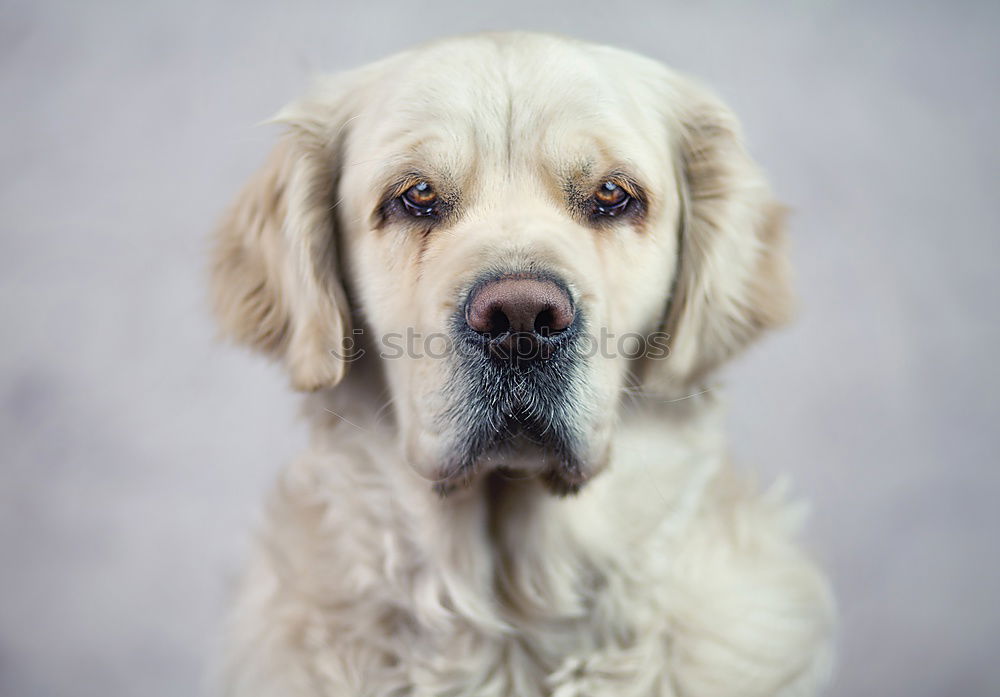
<box><xmin>400</xmin><ymin>181</ymin><xmax>439</xmax><ymax>217</ymax></box>
<box><xmin>593</xmin><ymin>181</ymin><xmax>631</xmax><ymax>216</ymax></box>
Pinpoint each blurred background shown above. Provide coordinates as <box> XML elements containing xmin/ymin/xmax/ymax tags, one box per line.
<box><xmin>2</xmin><ymin>1</ymin><xmax>997</xmax><ymax>695</ymax></box>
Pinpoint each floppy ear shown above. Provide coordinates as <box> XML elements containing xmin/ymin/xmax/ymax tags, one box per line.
<box><xmin>652</xmin><ymin>80</ymin><xmax>794</xmax><ymax>391</ymax></box>
<box><xmin>211</xmin><ymin>96</ymin><xmax>353</xmax><ymax>392</ymax></box>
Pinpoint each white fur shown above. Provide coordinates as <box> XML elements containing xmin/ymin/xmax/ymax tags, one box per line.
<box><xmin>212</xmin><ymin>33</ymin><xmax>834</xmax><ymax>696</ymax></box>
<box><xmin>221</xmin><ymin>396</ymin><xmax>832</xmax><ymax>697</ymax></box>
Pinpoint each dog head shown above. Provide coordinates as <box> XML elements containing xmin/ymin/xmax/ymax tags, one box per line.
<box><xmin>211</xmin><ymin>34</ymin><xmax>791</xmax><ymax>494</ymax></box>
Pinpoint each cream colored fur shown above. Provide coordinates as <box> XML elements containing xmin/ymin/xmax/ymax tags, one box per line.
<box><xmin>212</xmin><ymin>33</ymin><xmax>834</xmax><ymax>697</ymax></box>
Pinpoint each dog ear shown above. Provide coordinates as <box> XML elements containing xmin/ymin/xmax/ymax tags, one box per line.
<box><xmin>652</xmin><ymin>80</ymin><xmax>794</xmax><ymax>391</ymax></box>
<box><xmin>211</xmin><ymin>90</ymin><xmax>356</xmax><ymax>392</ymax></box>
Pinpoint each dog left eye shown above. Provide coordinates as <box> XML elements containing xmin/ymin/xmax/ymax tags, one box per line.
<box><xmin>593</xmin><ymin>181</ymin><xmax>631</xmax><ymax>216</ymax></box>
<box><xmin>400</xmin><ymin>181</ymin><xmax>439</xmax><ymax>217</ymax></box>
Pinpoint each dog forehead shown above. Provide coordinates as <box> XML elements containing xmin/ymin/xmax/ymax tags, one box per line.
<box><xmin>380</xmin><ymin>35</ymin><xmax>615</xmax><ymax>111</ymax></box>
<box><xmin>351</xmin><ymin>36</ymin><xmax>667</xmax><ymax>188</ymax></box>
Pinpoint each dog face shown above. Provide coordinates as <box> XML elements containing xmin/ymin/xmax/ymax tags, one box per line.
<box><xmin>212</xmin><ymin>34</ymin><xmax>792</xmax><ymax>493</ymax></box>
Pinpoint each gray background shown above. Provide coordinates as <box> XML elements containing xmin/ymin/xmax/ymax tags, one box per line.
<box><xmin>2</xmin><ymin>1</ymin><xmax>998</xmax><ymax>695</ymax></box>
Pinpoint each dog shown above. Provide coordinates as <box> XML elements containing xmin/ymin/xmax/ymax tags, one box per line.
<box><xmin>212</xmin><ymin>32</ymin><xmax>834</xmax><ymax>697</ymax></box>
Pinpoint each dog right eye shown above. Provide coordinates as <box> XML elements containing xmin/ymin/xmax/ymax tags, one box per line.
<box><xmin>400</xmin><ymin>181</ymin><xmax>439</xmax><ymax>217</ymax></box>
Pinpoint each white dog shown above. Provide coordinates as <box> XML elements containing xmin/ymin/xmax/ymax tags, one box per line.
<box><xmin>212</xmin><ymin>32</ymin><xmax>834</xmax><ymax>697</ymax></box>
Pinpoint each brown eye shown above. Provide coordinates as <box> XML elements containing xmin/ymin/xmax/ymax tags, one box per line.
<box><xmin>400</xmin><ymin>181</ymin><xmax>439</xmax><ymax>216</ymax></box>
<box><xmin>593</xmin><ymin>180</ymin><xmax>630</xmax><ymax>215</ymax></box>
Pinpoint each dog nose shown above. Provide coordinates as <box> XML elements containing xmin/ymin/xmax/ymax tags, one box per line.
<box><xmin>466</xmin><ymin>275</ymin><xmax>575</xmax><ymax>339</ymax></box>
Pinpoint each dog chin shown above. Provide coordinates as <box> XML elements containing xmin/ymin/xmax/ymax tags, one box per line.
<box><xmin>432</xmin><ymin>434</ymin><xmax>597</xmax><ymax>498</ymax></box>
